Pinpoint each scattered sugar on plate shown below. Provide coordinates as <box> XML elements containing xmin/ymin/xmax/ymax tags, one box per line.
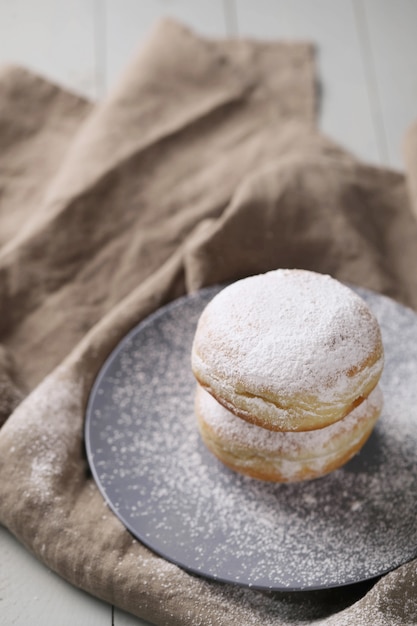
<box><xmin>86</xmin><ymin>284</ymin><xmax>417</xmax><ymax>592</ymax></box>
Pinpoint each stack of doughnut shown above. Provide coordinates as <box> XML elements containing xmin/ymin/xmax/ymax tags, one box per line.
<box><xmin>191</xmin><ymin>269</ymin><xmax>384</xmax><ymax>482</ymax></box>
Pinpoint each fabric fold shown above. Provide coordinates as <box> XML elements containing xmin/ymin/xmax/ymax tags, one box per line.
<box><xmin>0</xmin><ymin>18</ymin><xmax>416</xmax><ymax>626</ymax></box>
<box><xmin>185</xmin><ymin>141</ymin><xmax>417</xmax><ymax>309</ymax></box>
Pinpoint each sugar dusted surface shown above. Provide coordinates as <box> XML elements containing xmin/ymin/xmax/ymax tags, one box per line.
<box><xmin>191</xmin><ymin>270</ymin><xmax>384</xmax><ymax>429</ymax></box>
<box><xmin>86</xmin><ymin>284</ymin><xmax>417</xmax><ymax>592</ymax></box>
<box><xmin>196</xmin><ymin>385</ymin><xmax>382</xmax><ymax>460</ymax></box>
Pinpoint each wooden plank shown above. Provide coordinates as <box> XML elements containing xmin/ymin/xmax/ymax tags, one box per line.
<box><xmin>234</xmin><ymin>0</ymin><xmax>383</xmax><ymax>164</ymax></box>
<box><xmin>233</xmin><ymin>0</ymin><xmax>292</xmax><ymax>39</ymax></box>
<box><xmin>359</xmin><ymin>0</ymin><xmax>417</xmax><ymax>169</ymax></box>
<box><xmin>0</xmin><ymin>0</ymin><xmax>97</xmax><ymax>99</ymax></box>
<box><xmin>104</xmin><ymin>0</ymin><xmax>228</xmax><ymax>91</ymax></box>
<box><xmin>0</xmin><ymin>526</ymin><xmax>111</xmax><ymax>625</ymax></box>
<box><xmin>223</xmin><ymin>0</ymin><xmax>239</xmax><ymax>36</ymax></box>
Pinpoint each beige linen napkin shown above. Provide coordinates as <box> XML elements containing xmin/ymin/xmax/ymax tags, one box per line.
<box><xmin>0</xmin><ymin>19</ymin><xmax>416</xmax><ymax>626</ymax></box>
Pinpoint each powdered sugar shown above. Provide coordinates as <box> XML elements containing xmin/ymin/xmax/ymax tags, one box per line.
<box><xmin>196</xmin><ymin>384</ymin><xmax>382</xmax><ymax>459</ymax></box>
<box><xmin>86</xmin><ymin>284</ymin><xmax>417</xmax><ymax>592</ymax></box>
<box><xmin>192</xmin><ymin>270</ymin><xmax>384</xmax><ymax>430</ymax></box>
<box><xmin>1</xmin><ymin>371</ymin><xmax>83</xmax><ymax>503</ymax></box>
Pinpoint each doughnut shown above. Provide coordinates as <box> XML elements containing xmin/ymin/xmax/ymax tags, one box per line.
<box><xmin>195</xmin><ymin>384</ymin><xmax>383</xmax><ymax>482</ymax></box>
<box><xmin>191</xmin><ymin>269</ymin><xmax>384</xmax><ymax>432</ymax></box>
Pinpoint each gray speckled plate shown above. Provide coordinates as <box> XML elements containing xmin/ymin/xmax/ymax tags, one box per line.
<box><xmin>85</xmin><ymin>285</ymin><xmax>417</xmax><ymax>591</ymax></box>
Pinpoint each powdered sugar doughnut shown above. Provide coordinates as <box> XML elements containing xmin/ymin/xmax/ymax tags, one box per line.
<box><xmin>195</xmin><ymin>385</ymin><xmax>383</xmax><ymax>482</ymax></box>
<box><xmin>191</xmin><ymin>269</ymin><xmax>384</xmax><ymax>432</ymax></box>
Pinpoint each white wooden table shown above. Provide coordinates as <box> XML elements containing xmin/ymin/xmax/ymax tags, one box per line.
<box><xmin>0</xmin><ymin>1</ymin><xmax>416</xmax><ymax>624</ymax></box>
